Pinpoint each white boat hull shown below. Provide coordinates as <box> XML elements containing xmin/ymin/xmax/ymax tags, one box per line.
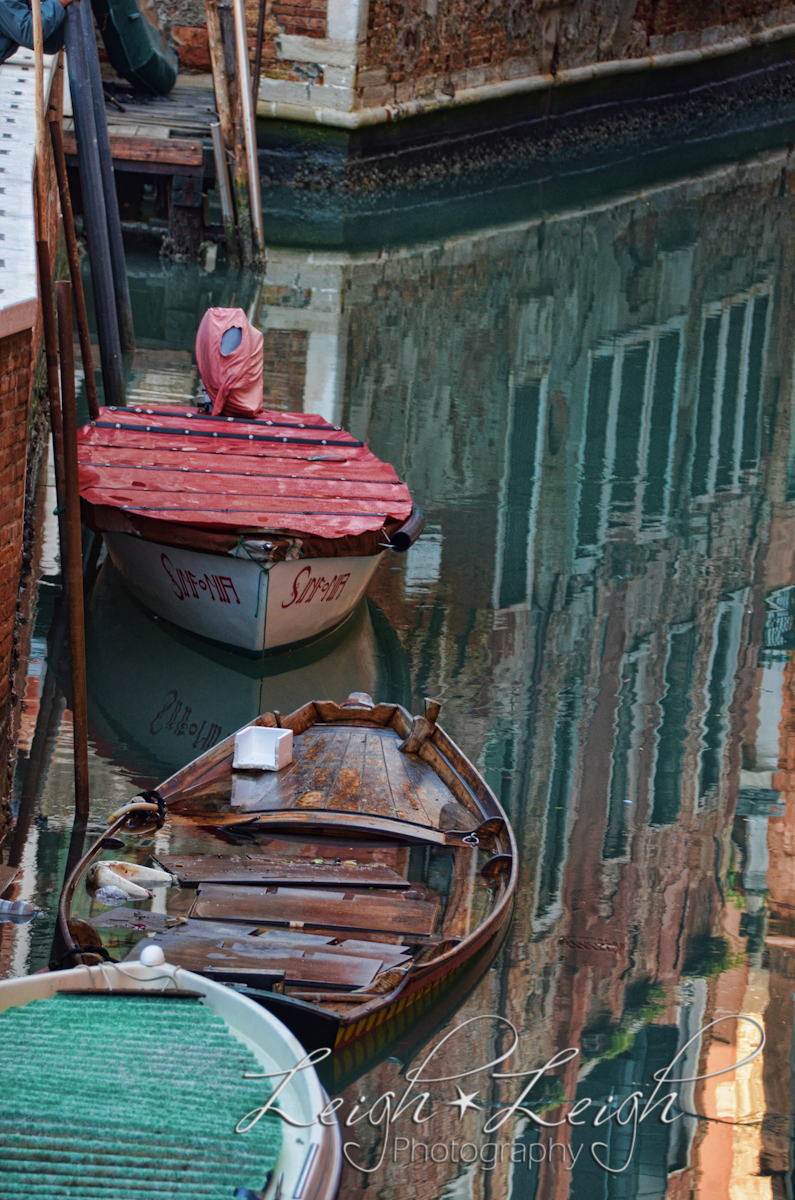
<box><xmin>0</xmin><ymin>960</ymin><xmax>342</xmax><ymax>1200</ymax></box>
<box><xmin>104</xmin><ymin>531</ymin><xmax>382</xmax><ymax>653</ymax></box>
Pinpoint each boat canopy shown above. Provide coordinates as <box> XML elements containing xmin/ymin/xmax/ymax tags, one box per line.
<box><xmin>77</xmin><ymin>405</ymin><xmax>414</xmax><ymax>540</ymax></box>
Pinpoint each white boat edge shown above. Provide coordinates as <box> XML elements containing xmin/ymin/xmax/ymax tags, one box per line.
<box><xmin>0</xmin><ymin>960</ymin><xmax>342</xmax><ymax>1200</ymax></box>
<box><xmin>104</xmin><ymin>530</ymin><xmax>383</xmax><ymax>653</ymax></box>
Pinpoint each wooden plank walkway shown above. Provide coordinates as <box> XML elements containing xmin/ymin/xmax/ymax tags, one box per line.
<box><xmin>63</xmin><ymin>77</ymin><xmax>216</xmax><ymax>178</ymax></box>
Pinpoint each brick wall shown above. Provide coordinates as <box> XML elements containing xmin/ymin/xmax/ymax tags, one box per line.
<box><xmin>261</xmin><ymin>328</ymin><xmax>309</xmax><ymax>408</ymax></box>
<box><xmin>0</xmin><ymin>63</ymin><xmax>63</xmax><ymax>842</ymax></box>
<box><xmin>360</xmin><ymin>0</ymin><xmax>795</xmax><ymax>99</ymax></box>
<box><xmin>0</xmin><ymin>330</ymin><xmax>33</xmax><ymax>842</ymax></box>
<box><xmin>250</xmin><ymin>0</ymin><xmax>795</xmax><ymax>121</ymax></box>
<box><xmin>635</xmin><ymin>0</ymin><xmax>776</xmax><ymax>38</ymax></box>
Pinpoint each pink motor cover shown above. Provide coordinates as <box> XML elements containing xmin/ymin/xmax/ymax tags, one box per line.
<box><xmin>195</xmin><ymin>307</ymin><xmax>264</xmax><ymax>418</ymax></box>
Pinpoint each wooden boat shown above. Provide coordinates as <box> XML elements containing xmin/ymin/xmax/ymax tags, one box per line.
<box><xmin>0</xmin><ymin>958</ymin><xmax>342</xmax><ymax>1200</ymax></box>
<box><xmin>60</xmin><ymin>693</ymin><xmax>517</xmax><ymax>1053</ymax></box>
<box><xmin>77</xmin><ymin>405</ymin><xmax>423</xmax><ymax>653</ymax></box>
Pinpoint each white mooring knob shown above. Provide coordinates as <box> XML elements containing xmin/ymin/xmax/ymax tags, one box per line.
<box><xmin>139</xmin><ymin>943</ymin><xmax>166</xmax><ymax>967</ymax></box>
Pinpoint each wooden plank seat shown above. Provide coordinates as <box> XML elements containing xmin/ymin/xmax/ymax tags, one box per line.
<box><xmin>190</xmin><ymin>883</ymin><xmax>440</xmax><ymax>937</ymax></box>
<box><xmin>155</xmin><ymin>853</ymin><xmax>410</xmax><ymax>889</ymax></box>
<box><xmin>126</xmin><ymin>934</ymin><xmax>384</xmax><ymax>989</ymax></box>
<box><xmin>90</xmin><ymin>909</ymin><xmax>411</xmax><ymax>963</ymax></box>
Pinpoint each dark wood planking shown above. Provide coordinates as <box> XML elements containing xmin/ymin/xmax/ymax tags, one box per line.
<box><xmin>126</xmin><ymin>935</ymin><xmax>382</xmax><ymax>987</ymax></box>
<box><xmin>226</xmin><ymin>727</ymin><xmax>347</xmax><ymax>812</ymax></box>
<box><xmin>314</xmin><ymin>702</ymin><xmax>398</xmax><ymax>726</ymax></box>
<box><xmin>250</xmin><ymin>837</ymin><xmax>407</xmax><ymax>869</ymax></box>
<box><xmin>160</xmin><ymin>704</ymin><xmax>317</xmax><ymax>802</ymax></box>
<box><xmin>0</xmin><ymin>866</ymin><xmax>19</xmax><ymax>897</ymax></box>
<box><xmin>93</xmin><ymin>907</ymin><xmax>410</xmax><ymax>965</ymax></box>
<box><xmin>155</xmin><ymin>853</ymin><xmax>410</xmax><ymax>889</ymax></box>
<box><xmin>394</xmin><ymin>742</ymin><xmax>466</xmax><ymax>826</ymax></box>
<box><xmin>326</xmin><ymin>728</ymin><xmax>368</xmax><ymax>812</ymax></box>
<box><xmin>300</xmin><ymin>727</ymin><xmax>353</xmax><ymax>803</ymax></box>
<box><xmin>431</xmin><ymin>726</ymin><xmax>497</xmax><ymax>814</ymax></box>
<box><xmin>359</xmin><ymin>733</ymin><xmax>399</xmax><ymax>818</ymax></box>
<box><xmin>441</xmin><ymin>846</ymin><xmax>479</xmax><ymax>939</ymax></box>
<box><xmin>381</xmin><ymin>735</ymin><xmax>432</xmax><ymax>825</ymax></box>
<box><xmin>191</xmin><ymin>883</ymin><xmax>439</xmax><ymax>936</ymax></box>
<box><xmin>63</xmin><ymin>131</ymin><xmax>204</xmax><ymax>168</ymax></box>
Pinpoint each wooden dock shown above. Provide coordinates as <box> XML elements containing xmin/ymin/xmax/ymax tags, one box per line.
<box><xmin>64</xmin><ymin>75</ymin><xmax>216</xmax><ymax>179</ymax></box>
<box><xmin>63</xmin><ymin>75</ymin><xmax>217</xmax><ymax>253</ymax></box>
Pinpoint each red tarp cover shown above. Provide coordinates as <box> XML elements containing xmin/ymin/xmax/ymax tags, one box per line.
<box><xmin>195</xmin><ymin>308</ymin><xmax>264</xmax><ymax>419</ymax></box>
<box><xmin>77</xmin><ymin>406</ymin><xmax>413</xmax><ymax>541</ymax></box>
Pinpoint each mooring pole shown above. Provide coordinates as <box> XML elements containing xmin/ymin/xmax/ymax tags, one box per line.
<box><xmin>252</xmin><ymin>0</ymin><xmax>266</xmax><ymax>111</ymax></box>
<box><xmin>35</xmin><ymin>240</ymin><xmax>67</xmax><ymax>557</ymax></box>
<box><xmin>232</xmin><ymin>0</ymin><xmax>265</xmax><ymax>261</ymax></box>
<box><xmin>79</xmin><ymin>0</ymin><xmax>135</xmax><ymax>357</ymax></box>
<box><xmin>62</xmin><ymin>2</ymin><xmax>125</xmax><ymax>408</ymax></box>
<box><xmin>56</xmin><ymin>280</ymin><xmax>91</xmax><ymax>824</ymax></box>
<box><xmin>49</xmin><ymin>120</ymin><xmax>100</xmax><ymax>422</ymax></box>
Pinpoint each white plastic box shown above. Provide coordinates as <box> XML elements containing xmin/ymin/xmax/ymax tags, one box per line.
<box><xmin>233</xmin><ymin>726</ymin><xmax>293</xmax><ymax>771</ymax></box>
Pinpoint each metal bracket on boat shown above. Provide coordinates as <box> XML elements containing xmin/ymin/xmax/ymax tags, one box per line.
<box><xmin>446</xmin><ymin>817</ymin><xmax>506</xmax><ymax>851</ymax></box>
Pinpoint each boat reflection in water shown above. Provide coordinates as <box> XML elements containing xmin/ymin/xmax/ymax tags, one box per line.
<box><xmin>84</xmin><ymin>559</ymin><xmax>410</xmax><ymax>782</ymax></box>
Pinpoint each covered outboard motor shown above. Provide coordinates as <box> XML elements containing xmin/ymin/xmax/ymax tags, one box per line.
<box><xmin>195</xmin><ymin>307</ymin><xmax>264</xmax><ymax>418</ymax></box>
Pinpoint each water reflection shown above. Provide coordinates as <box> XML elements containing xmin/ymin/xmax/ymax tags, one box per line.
<box><xmin>6</xmin><ymin>140</ymin><xmax>795</xmax><ymax>1197</ymax></box>
<box><xmin>84</xmin><ymin>561</ymin><xmax>410</xmax><ymax>780</ymax></box>
<box><xmin>250</xmin><ymin>149</ymin><xmax>795</xmax><ymax>1197</ymax></box>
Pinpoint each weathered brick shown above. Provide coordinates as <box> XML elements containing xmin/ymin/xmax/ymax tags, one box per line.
<box><xmin>357</xmin><ymin>66</ymin><xmax>388</xmax><ymax>87</ymax></box>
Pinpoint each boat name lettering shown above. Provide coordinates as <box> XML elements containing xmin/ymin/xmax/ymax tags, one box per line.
<box><xmin>282</xmin><ymin>564</ymin><xmax>351</xmax><ymax>609</ymax></box>
<box><xmin>150</xmin><ymin>688</ymin><xmax>223</xmax><ymax>749</ymax></box>
<box><xmin>161</xmin><ymin>553</ymin><xmax>241</xmax><ymax>605</ymax></box>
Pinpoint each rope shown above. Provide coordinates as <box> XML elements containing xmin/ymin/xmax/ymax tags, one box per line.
<box><xmin>135</xmin><ymin>789</ymin><xmax>166</xmax><ymax>828</ymax></box>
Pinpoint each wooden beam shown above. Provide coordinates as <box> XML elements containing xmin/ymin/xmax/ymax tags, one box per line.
<box><xmin>63</xmin><ymin>131</ymin><xmax>205</xmax><ymax>169</ymax></box>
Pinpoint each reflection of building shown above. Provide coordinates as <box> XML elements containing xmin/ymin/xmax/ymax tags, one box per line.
<box><xmin>242</xmin><ymin>148</ymin><xmax>795</xmax><ymax>1198</ymax></box>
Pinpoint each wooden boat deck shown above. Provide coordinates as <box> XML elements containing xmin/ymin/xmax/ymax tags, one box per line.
<box><xmin>222</xmin><ymin>723</ymin><xmax>474</xmax><ymax>829</ymax></box>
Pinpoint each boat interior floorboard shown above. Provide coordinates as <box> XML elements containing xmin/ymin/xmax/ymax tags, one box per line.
<box><xmin>190</xmin><ymin>883</ymin><xmax>441</xmax><ymax>937</ymax></box>
<box><xmin>154</xmin><ymin>853</ymin><xmax>411</xmax><ymax>889</ymax></box>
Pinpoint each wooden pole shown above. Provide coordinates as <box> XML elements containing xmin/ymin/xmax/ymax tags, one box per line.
<box><xmin>232</xmin><ymin>0</ymin><xmax>265</xmax><ymax>261</ymax></box>
<box><xmin>205</xmin><ymin>0</ymin><xmax>235</xmax><ymax>153</ymax></box>
<box><xmin>218</xmin><ymin>1</ymin><xmax>253</xmax><ymax>264</ymax></box>
<box><xmin>62</xmin><ymin>5</ymin><xmax>125</xmax><ymax>409</ymax></box>
<box><xmin>35</xmin><ymin>239</ymin><xmax>67</xmax><ymax>557</ymax></box>
<box><xmin>210</xmin><ymin>121</ymin><xmax>236</xmax><ymax>249</ymax></box>
<box><xmin>252</xmin><ymin>0</ymin><xmax>267</xmax><ymax>112</ymax></box>
<box><xmin>56</xmin><ymin>280</ymin><xmax>90</xmax><ymax>825</ymax></box>
<box><xmin>49</xmin><ymin>120</ymin><xmax>101</xmax><ymax>422</ymax></box>
<box><xmin>79</xmin><ymin>0</ymin><xmax>135</xmax><ymax>357</ymax></box>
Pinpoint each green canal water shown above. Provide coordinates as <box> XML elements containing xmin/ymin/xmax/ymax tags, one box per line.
<box><xmin>7</xmin><ymin>128</ymin><xmax>795</xmax><ymax>1199</ymax></box>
